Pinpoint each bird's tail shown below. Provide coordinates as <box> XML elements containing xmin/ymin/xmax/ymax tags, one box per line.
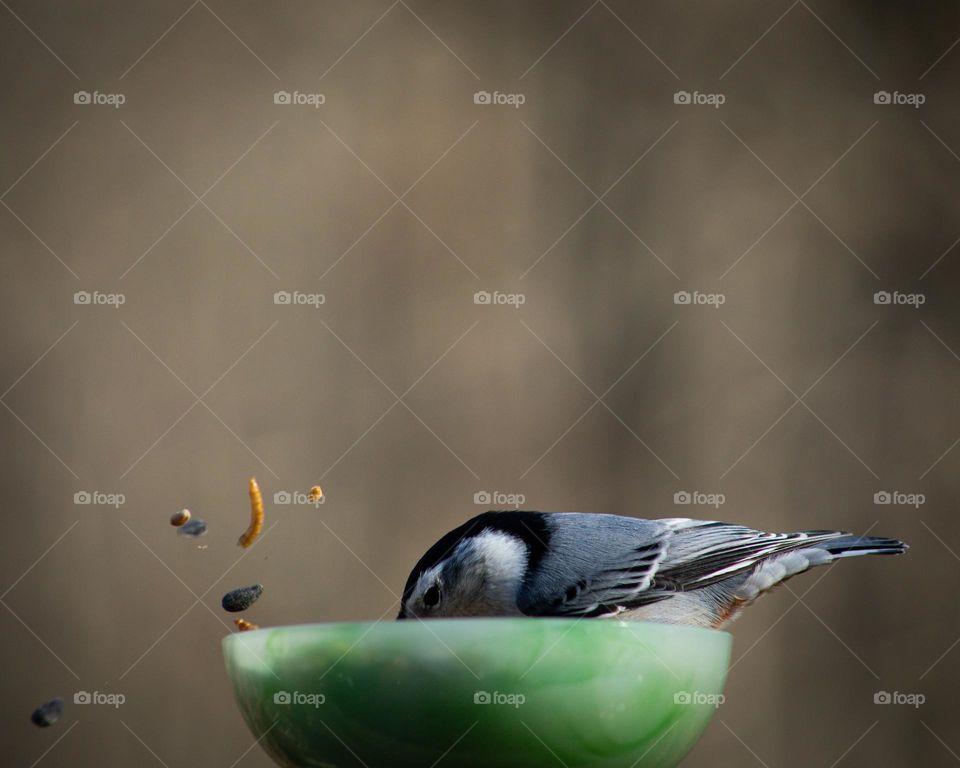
<box><xmin>811</xmin><ymin>532</ymin><xmax>908</xmax><ymax>559</ymax></box>
<box><xmin>707</xmin><ymin>530</ymin><xmax>908</xmax><ymax>627</ymax></box>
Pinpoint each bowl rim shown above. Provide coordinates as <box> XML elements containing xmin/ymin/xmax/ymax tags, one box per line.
<box><xmin>222</xmin><ymin>617</ymin><xmax>732</xmax><ymax>650</ymax></box>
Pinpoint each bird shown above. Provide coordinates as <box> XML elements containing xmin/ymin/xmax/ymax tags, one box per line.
<box><xmin>396</xmin><ymin>511</ymin><xmax>907</xmax><ymax>628</ymax></box>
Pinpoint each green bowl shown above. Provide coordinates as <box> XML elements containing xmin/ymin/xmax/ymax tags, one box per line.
<box><xmin>223</xmin><ymin>619</ymin><xmax>731</xmax><ymax>768</ymax></box>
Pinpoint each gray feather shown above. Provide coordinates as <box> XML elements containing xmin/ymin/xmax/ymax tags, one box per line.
<box><xmin>514</xmin><ymin>514</ymin><xmax>906</xmax><ymax>621</ymax></box>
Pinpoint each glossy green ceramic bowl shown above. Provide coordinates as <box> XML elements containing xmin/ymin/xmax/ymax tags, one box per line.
<box><xmin>223</xmin><ymin>619</ymin><xmax>731</xmax><ymax>768</ymax></box>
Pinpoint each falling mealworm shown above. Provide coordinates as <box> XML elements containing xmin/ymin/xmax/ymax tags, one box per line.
<box><xmin>234</xmin><ymin>618</ymin><xmax>259</xmax><ymax>632</ymax></box>
<box><xmin>238</xmin><ymin>477</ymin><xmax>264</xmax><ymax>548</ymax></box>
<box><xmin>308</xmin><ymin>485</ymin><xmax>323</xmax><ymax>503</ymax></box>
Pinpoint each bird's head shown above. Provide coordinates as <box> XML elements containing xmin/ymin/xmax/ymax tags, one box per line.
<box><xmin>397</xmin><ymin>527</ymin><xmax>528</xmax><ymax>620</ymax></box>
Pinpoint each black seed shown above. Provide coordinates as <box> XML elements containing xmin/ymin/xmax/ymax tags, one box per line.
<box><xmin>177</xmin><ymin>518</ymin><xmax>207</xmax><ymax>538</ymax></box>
<box><xmin>222</xmin><ymin>584</ymin><xmax>263</xmax><ymax>612</ymax></box>
<box><xmin>31</xmin><ymin>698</ymin><xmax>64</xmax><ymax>728</ymax></box>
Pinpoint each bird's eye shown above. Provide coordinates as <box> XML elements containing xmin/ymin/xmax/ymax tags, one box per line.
<box><xmin>423</xmin><ymin>584</ymin><xmax>441</xmax><ymax>608</ymax></box>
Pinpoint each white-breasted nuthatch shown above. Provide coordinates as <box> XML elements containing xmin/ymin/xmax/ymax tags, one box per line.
<box><xmin>397</xmin><ymin>512</ymin><xmax>907</xmax><ymax>628</ymax></box>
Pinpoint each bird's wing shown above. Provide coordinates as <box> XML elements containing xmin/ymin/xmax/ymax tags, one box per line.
<box><xmin>519</xmin><ymin>538</ymin><xmax>669</xmax><ymax>618</ymax></box>
<box><xmin>516</xmin><ymin>514</ymin><xmax>671</xmax><ymax>618</ymax></box>
<box><xmin>517</xmin><ymin>516</ymin><xmax>847</xmax><ymax>618</ymax></box>
<box><xmin>652</xmin><ymin>520</ymin><xmax>847</xmax><ymax>589</ymax></box>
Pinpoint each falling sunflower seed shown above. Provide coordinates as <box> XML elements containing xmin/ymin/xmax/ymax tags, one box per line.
<box><xmin>222</xmin><ymin>584</ymin><xmax>263</xmax><ymax>612</ymax></box>
<box><xmin>31</xmin><ymin>698</ymin><xmax>64</xmax><ymax>728</ymax></box>
<box><xmin>177</xmin><ymin>518</ymin><xmax>207</xmax><ymax>538</ymax></box>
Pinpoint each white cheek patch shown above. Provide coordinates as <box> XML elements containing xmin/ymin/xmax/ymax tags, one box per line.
<box><xmin>467</xmin><ymin>530</ymin><xmax>528</xmax><ymax>611</ymax></box>
<box><xmin>472</xmin><ymin>530</ymin><xmax>528</xmax><ymax>583</ymax></box>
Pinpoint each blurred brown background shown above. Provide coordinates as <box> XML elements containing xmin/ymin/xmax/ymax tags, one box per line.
<box><xmin>2</xmin><ymin>1</ymin><xmax>959</xmax><ymax>765</ymax></box>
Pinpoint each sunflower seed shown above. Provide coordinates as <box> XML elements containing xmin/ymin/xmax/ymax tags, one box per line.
<box><xmin>222</xmin><ymin>584</ymin><xmax>263</xmax><ymax>612</ymax></box>
<box><xmin>31</xmin><ymin>698</ymin><xmax>64</xmax><ymax>728</ymax></box>
<box><xmin>177</xmin><ymin>518</ymin><xmax>207</xmax><ymax>537</ymax></box>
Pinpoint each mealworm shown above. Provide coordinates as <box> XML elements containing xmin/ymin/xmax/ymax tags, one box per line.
<box><xmin>238</xmin><ymin>477</ymin><xmax>264</xmax><ymax>548</ymax></box>
<box><xmin>170</xmin><ymin>509</ymin><xmax>191</xmax><ymax>527</ymax></box>
<box><xmin>234</xmin><ymin>618</ymin><xmax>259</xmax><ymax>632</ymax></box>
<box><xmin>308</xmin><ymin>485</ymin><xmax>323</xmax><ymax>503</ymax></box>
